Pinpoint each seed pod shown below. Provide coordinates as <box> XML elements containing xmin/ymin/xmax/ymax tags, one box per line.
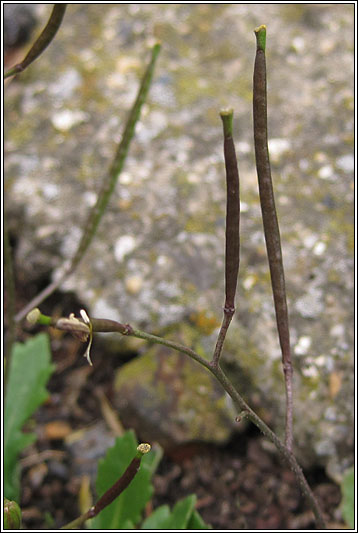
<box><xmin>253</xmin><ymin>25</ymin><xmax>291</xmax><ymax>364</ymax></box>
<box><xmin>220</xmin><ymin>109</ymin><xmax>240</xmax><ymax>312</ymax></box>
<box><xmin>90</xmin><ymin>457</ymin><xmax>141</xmax><ymax>517</ymax></box>
<box><xmin>253</xmin><ymin>25</ymin><xmax>293</xmax><ymax>451</ymax></box>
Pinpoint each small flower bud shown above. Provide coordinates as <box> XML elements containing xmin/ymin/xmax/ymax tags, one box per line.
<box><xmin>26</xmin><ymin>308</ymin><xmax>41</xmax><ymax>325</ymax></box>
<box><xmin>137</xmin><ymin>443</ymin><xmax>151</xmax><ymax>454</ymax></box>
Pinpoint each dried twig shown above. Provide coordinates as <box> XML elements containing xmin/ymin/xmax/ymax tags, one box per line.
<box><xmin>4</xmin><ymin>5</ymin><xmax>67</xmax><ymax>79</ymax></box>
<box><xmin>15</xmin><ymin>42</ymin><xmax>161</xmax><ymax>323</ymax></box>
<box><xmin>4</xmin><ymin>220</ymin><xmax>16</xmax><ymax>385</ymax></box>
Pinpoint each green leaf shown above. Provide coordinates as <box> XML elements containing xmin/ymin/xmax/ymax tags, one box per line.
<box><xmin>187</xmin><ymin>509</ymin><xmax>211</xmax><ymax>529</ymax></box>
<box><xmin>141</xmin><ymin>495</ymin><xmax>199</xmax><ymax>530</ymax></box>
<box><xmin>162</xmin><ymin>495</ymin><xmax>197</xmax><ymax>529</ymax></box>
<box><xmin>90</xmin><ymin>431</ymin><xmax>162</xmax><ymax>529</ymax></box>
<box><xmin>341</xmin><ymin>467</ymin><xmax>354</xmax><ymax>528</ymax></box>
<box><xmin>141</xmin><ymin>505</ymin><xmax>171</xmax><ymax>529</ymax></box>
<box><xmin>4</xmin><ymin>333</ymin><xmax>55</xmax><ymax>501</ymax></box>
<box><xmin>141</xmin><ymin>497</ymin><xmax>210</xmax><ymax>530</ymax></box>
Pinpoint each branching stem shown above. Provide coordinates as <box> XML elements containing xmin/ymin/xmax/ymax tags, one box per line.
<box><xmin>28</xmin><ymin>309</ymin><xmax>325</xmax><ymax>529</ymax></box>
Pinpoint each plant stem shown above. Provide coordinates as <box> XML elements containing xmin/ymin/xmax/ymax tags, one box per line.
<box><xmin>253</xmin><ymin>25</ymin><xmax>293</xmax><ymax>451</ymax></box>
<box><xmin>4</xmin><ymin>5</ymin><xmax>67</xmax><ymax>79</ymax></box>
<box><xmin>212</xmin><ymin>109</ymin><xmax>240</xmax><ymax>367</ymax></box>
<box><xmin>61</xmin><ymin>444</ymin><xmax>150</xmax><ymax>529</ymax></box>
<box><xmin>15</xmin><ymin>42</ymin><xmax>161</xmax><ymax>324</ymax></box>
<box><xmin>27</xmin><ymin>310</ymin><xmax>212</xmax><ymax>371</ymax></box>
<box><xmin>28</xmin><ymin>310</ymin><xmax>325</xmax><ymax>528</ymax></box>
<box><xmin>60</xmin><ymin>510</ymin><xmax>92</xmax><ymax>530</ymax></box>
<box><xmin>4</xmin><ymin>220</ymin><xmax>16</xmax><ymax>387</ymax></box>
<box><xmin>210</xmin><ymin>364</ymin><xmax>325</xmax><ymax>529</ymax></box>
<box><xmin>69</xmin><ymin>42</ymin><xmax>161</xmax><ymax>273</ymax></box>
<box><xmin>211</xmin><ymin>311</ymin><xmax>234</xmax><ymax>368</ymax></box>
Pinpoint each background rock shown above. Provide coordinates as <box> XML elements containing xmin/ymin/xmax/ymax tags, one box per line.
<box><xmin>114</xmin><ymin>342</ymin><xmax>237</xmax><ymax>449</ymax></box>
<box><xmin>4</xmin><ymin>4</ymin><xmax>37</xmax><ymax>52</ymax></box>
<box><xmin>5</xmin><ymin>4</ymin><xmax>354</xmax><ymax>481</ymax></box>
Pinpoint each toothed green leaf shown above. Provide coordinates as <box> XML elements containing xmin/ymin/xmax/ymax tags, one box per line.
<box><xmin>4</xmin><ymin>333</ymin><xmax>55</xmax><ymax>501</ymax></box>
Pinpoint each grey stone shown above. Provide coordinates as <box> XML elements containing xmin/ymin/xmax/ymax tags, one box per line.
<box><xmin>5</xmin><ymin>4</ymin><xmax>354</xmax><ymax>479</ymax></box>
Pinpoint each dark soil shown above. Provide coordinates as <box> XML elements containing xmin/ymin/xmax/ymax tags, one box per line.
<box><xmin>7</xmin><ymin>285</ymin><xmax>343</xmax><ymax>530</ymax></box>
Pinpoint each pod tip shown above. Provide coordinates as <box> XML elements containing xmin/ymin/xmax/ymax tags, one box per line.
<box><xmin>254</xmin><ymin>25</ymin><xmax>266</xmax><ymax>52</ymax></box>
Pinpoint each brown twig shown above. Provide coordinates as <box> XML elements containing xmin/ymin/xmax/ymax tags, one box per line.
<box><xmin>212</xmin><ymin>109</ymin><xmax>240</xmax><ymax>367</ymax></box>
<box><xmin>253</xmin><ymin>25</ymin><xmax>293</xmax><ymax>452</ymax></box>
<box><xmin>4</xmin><ymin>220</ymin><xmax>16</xmax><ymax>383</ymax></box>
<box><xmin>4</xmin><ymin>5</ymin><xmax>67</xmax><ymax>79</ymax></box>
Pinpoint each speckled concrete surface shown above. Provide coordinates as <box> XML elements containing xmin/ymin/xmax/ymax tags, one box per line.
<box><xmin>5</xmin><ymin>4</ymin><xmax>354</xmax><ymax>478</ymax></box>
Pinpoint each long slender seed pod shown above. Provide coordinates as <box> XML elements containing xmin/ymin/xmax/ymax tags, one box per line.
<box><xmin>212</xmin><ymin>109</ymin><xmax>240</xmax><ymax>367</ymax></box>
<box><xmin>4</xmin><ymin>5</ymin><xmax>67</xmax><ymax>79</ymax></box>
<box><xmin>221</xmin><ymin>109</ymin><xmax>241</xmax><ymax>312</ymax></box>
<box><xmin>15</xmin><ymin>43</ymin><xmax>161</xmax><ymax>323</ymax></box>
<box><xmin>253</xmin><ymin>25</ymin><xmax>293</xmax><ymax>451</ymax></box>
<box><xmin>61</xmin><ymin>444</ymin><xmax>150</xmax><ymax>529</ymax></box>
<box><xmin>90</xmin><ymin>457</ymin><xmax>141</xmax><ymax>516</ymax></box>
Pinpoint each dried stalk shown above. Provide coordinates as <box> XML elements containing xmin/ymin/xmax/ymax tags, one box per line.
<box><xmin>15</xmin><ymin>42</ymin><xmax>161</xmax><ymax>323</ymax></box>
<box><xmin>4</xmin><ymin>220</ymin><xmax>16</xmax><ymax>386</ymax></box>
<box><xmin>253</xmin><ymin>25</ymin><xmax>293</xmax><ymax>451</ymax></box>
<box><xmin>4</xmin><ymin>5</ymin><xmax>67</xmax><ymax>79</ymax></box>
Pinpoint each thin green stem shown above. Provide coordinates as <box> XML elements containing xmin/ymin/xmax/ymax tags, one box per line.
<box><xmin>130</xmin><ymin>327</ymin><xmax>212</xmax><ymax>370</ymax></box>
<box><xmin>15</xmin><ymin>42</ymin><xmax>161</xmax><ymax>324</ymax></box>
<box><xmin>253</xmin><ymin>25</ymin><xmax>293</xmax><ymax>451</ymax></box>
<box><xmin>212</xmin><ymin>310</ymin><xmax>234</xmax><ymax>368</ymax></box>
<box><xmin>4</xmin><ymin>5</ymin><xmax>67</xmax><ymax>79</ymax></box>
<box><xmin>69</xmin><ymin>42</ymin><xmax>161</xmax><ymax>272</ymax></box>
<box><xmin>60</xmin><ymin>510</ymin><xmax>92</xmax><ymax>530</ymax></box>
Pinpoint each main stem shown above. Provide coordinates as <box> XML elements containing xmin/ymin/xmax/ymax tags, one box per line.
<box><xmin>210</xmin><ymin>364</ymin><xmax>325</xmax><ymax>529</ymax></box>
